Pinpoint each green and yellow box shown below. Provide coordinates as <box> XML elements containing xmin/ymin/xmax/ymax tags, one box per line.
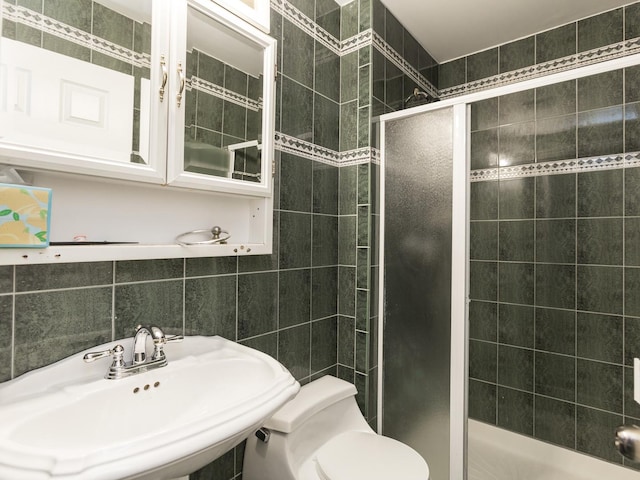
<box><xmin>0</xmin><ymin>184</ymin><xmax>52</xmax><ymax>248</ymax></box>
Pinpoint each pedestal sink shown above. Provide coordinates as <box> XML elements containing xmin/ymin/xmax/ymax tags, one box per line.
<box><xmin>0</xmin><ymin>336</ymin><xmax>300</xmax><ymax>479</ymax></box>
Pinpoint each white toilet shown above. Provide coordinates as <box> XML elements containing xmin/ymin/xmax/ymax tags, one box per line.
<box><xmin>243</xmin><ymin>375</ymin><xmax>430</xmax><ymax>480</ymax></box>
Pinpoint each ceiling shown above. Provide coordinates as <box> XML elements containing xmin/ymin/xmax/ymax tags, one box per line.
<box><xmin>380</xmin><ymin>0</ymin><xmax>634</xmax><ymax>63</ymax></box>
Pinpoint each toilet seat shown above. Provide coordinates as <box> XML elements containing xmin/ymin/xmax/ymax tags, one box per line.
<box><xmin>314</xmin><ymin>431</ymin><xmax>430</xmax><ymax>480</ymax></box>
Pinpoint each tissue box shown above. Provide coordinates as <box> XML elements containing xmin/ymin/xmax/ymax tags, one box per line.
<box><xmin>0</xmin><ymin>184</ymin><xmax>52</xmax><ymax>248</ymax></box>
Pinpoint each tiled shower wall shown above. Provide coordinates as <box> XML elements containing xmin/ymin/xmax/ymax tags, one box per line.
<box><xmin>370</xmin><ymin>0</ymin><xmax>438</xmax><ymax>115</ymax></box>
<box><xmin>467</xmin><ymin>3</ymin><xmax>640</xmax><ymax>471</ymax></box>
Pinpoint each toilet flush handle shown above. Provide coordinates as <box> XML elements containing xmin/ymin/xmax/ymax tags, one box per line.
<box><xmin>255</xmin><ymin>428</ymin><xmax>270</xmax><ymax>443</ymax></box>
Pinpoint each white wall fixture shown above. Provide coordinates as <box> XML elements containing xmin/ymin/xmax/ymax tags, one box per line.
<box><xmin>0</xmin><ymin>336</ymin><xmax>299</xmax><ymax>479</ymax></box>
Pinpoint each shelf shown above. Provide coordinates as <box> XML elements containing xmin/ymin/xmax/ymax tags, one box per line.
<box><xmin>0</xmin><ymin>170</ymin><xmax>272</xmax><ymax>265</ymax></box>
<box><xmin>0</xmin><ymin>242</ymin><xmax>270</xmax><ymax>265</ymax></box>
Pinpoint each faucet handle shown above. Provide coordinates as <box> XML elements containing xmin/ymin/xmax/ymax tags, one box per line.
<box><xmin>165</xmin><ymin>334</ymin><xmax>184</xmax><ymax>344</ymax></box>
<box><xmin>83</xmin><ymin>344</ymin><xmax>125</xmax><ymax>368</ymax></box>
<box><xmin>151</xmin><ymin>333</ymin><xmax>184</xmax><ymax>361</ymax></box>
<box><xmin>152</xmin><ymin>333</ymin><xmax>184</xmax><ymax>346</ymax></box>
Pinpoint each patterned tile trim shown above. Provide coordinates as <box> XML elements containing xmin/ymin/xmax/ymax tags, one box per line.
<box><xmin>370</xmin><ymin>147</ymin><xmax>381</xmax><ymax>165</ymax></box>
<box><xmin>271</xmin><ymin>0</ymin><xmax>438</xmax><ymax>99</ymax></box>
<box><xmin>270</xmin><ymin>0</ymin><xmax>341</xmax><ymax>55</ymax></box>
<box><xmin>341</xmin><ymin>29</ymin><xmax>373</xmax><ymax>56</ymax></box>
<box><xmin>469</xmin><ymin>152</ymin><xmax>640</xmax><ymax>182</ymax></box>
<box><xmin>341</xmin><ymin>146</ymin><xmax>378</xmax><ymax>166</ymax></box>
<box><xmin>274</xmin><ymin>132</ymin><xmax>373</xmax><ymax>166</ymax></box>
<box><xmin>188</xmin><ymin>76</ymin><xmax>262</xmax><ymax>112</ymax></box>
<box><xmin>3</xmin><ymin>2</ymin><xmax>151</xmax><ymax>69</ymax></box>
<box><xmin>441</xmin><ymin>38</ymin><xmax>640</xmax><ymax>98</ymax></box>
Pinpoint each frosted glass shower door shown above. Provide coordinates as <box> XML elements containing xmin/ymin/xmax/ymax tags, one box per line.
<box><xmin>379</xmin><ymin>104</ymin><xmax>467</xmax><ymax>480</ymax></box>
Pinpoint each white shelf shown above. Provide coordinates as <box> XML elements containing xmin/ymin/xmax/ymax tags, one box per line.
<box><xmin>0</xmin><ymin>170</ymin><xmax>272</xmax><ymax>265</ymax></box>
<box><xmin>0</xmin><ymin>242</ymin><xmax>270</xmax><ymax>265</ymax></box>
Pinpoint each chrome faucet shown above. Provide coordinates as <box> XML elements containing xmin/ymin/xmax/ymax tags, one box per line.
<box><xmin>133</xmin><ymin>325</ymin><xmax>166</xmax><ymax>364</ymax></box>
<box><xmin>83</xmin><ymin>324</ymin><xmax>183</xmax><ymax>379</ymax></box>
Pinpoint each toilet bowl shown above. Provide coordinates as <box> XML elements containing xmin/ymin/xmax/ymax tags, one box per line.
<box><xmin>242</xmin><ymin>375</ymin><xmax>430</xmax><ymax>480</ymax></box>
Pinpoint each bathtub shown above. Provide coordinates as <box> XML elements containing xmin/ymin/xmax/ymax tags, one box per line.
<box><xmin>468</xmin><ymin>420</ymin><xmax>639</xmax><ymax>480</ymax></box>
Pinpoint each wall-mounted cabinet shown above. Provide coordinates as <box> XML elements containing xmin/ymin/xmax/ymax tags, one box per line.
<box><xmin>0</xmin><ymin>0</ymin><xmax>276</xmax><ymax>264</ymax></box>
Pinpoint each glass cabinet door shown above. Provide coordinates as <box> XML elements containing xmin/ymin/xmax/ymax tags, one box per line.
<box><xmin>165</xmin><ymin>0</ymin><xmax>276</xmax><ymax>196</ymax></box>
<box><xmin>0</xmin><ymin>0</ymin><xmax>169</xmax><ymax>183</ymax></box>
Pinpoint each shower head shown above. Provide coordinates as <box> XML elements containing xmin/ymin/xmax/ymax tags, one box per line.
<box><xmin>403</xmin><ymin>87</ymin><xmax>436</xmax><ymax>108</ymax></box>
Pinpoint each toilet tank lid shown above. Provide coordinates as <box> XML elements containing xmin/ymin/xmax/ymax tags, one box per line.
<box><xmin>263</xmin><ymin>375</ymin><xmax>357</xmax><ymax>433</ymax></box>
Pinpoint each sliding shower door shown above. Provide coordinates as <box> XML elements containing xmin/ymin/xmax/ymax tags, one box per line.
<box><xmin>379</xmin><ymin>105</ymin><xmax>467</xmax><ymax>480</ymax></box>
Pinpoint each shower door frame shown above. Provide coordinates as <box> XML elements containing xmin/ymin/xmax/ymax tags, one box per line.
<box><xmin>377</xmin><ymin>51</ymin><xmax>640</xmax><ymax>480</ymax></box>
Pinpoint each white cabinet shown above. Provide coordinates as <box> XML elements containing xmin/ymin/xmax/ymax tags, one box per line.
<box><xmin>0</xmin><ymin>0</ymin><xmax>276</xmax><ymax>264</ymax></box>
<box><xmin>0</xmin><ymin>0</ymin><xmax>276</xmax><ymax>195</ymax></box>
<box><xmin>166</xmin><ymin>0</ymin><xmax>275</xmax><ymax>197</ymax></box>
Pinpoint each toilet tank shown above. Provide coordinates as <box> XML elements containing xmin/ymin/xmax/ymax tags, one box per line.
<box><xmin>263</xmin><ymin>376</ymin><xmax>359</xmax><ymax>434</ymax></box>
<box><xmin>243</xmin><ymin>376</ymin><xmax>373</xmax><ymax>480</ymax></box>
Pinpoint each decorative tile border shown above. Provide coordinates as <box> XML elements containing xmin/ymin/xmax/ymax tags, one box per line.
<box><xmin>469</xmin><ymin>152</ymin><xmax>640</xmax><ymax>182</ymax></box>
<box><xmin>269</xmin><ymin>0</ymin><xmax>418</xmax><ymax>166</ymax></box>
<box><xmin>270</xmin><ymin>0</ymin><xmax>341</xmax><ymax>55</ymax></box>
<box><xmin>2</xmin><ymin>2</ymin><xmax>151</xmax><ymax>69</ymax></box>
<box><xmin>341</xmin><ymin>146</ymin><xmax>379</xmax><ymax>166</ymax></box>
<box><xmin>271</xmin><ymin>0</ymin><xmax>437</xmax><ymax>99</ymax></box>
<box><xmin>441</xmin><ymin>38</ymin><xmax>640</xmax><ymax>99</ymax></box>
<box><xmin>341</xmin><ymin>29</ymin><xmax>372</xmax><ymax>56</ymax></box>
<box><xmin>274</xmin><ymin>132</ymin><xmax>373</xmax><ymax>166</ymax></box>
<box><xmin>188</xmin><ymin>76</ymin><xmax>262</xmax><ymax>112</ymax></box>
<box><xmin>370</xmin><ymin>147</ymin><xmax>381</xmax><ymax>165</ymax></box>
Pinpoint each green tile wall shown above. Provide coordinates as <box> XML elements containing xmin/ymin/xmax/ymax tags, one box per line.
<box><xmin>461</xmin><ymin>3</ymin><xmax>640</xmax><ymax>472</ymax></box>
<box><xmin>438</xmin><ymin>4</ymin><xmax>639</xmax><ymax>92</ymax></box>
<box><xmin>469</xmin><ymin>64</ymin><xmax>640</xmax><ymax>471</ymax></box>
<box><xmin>370</xmin><ymin>0</ymin><xmax>438</xmax><ymax>114</ymax></box>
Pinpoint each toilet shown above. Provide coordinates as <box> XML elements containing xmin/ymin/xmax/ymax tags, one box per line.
<box><xmin>243</xmin><ymin>375</ymin><xmax>430</xmax><ymax>480</ymax></box>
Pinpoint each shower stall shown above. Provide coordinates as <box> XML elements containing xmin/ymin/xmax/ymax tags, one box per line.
<box><xmin>377</xmin><ymin>52</ymin><xmax>640</xmax><ymax>479</ymax></box>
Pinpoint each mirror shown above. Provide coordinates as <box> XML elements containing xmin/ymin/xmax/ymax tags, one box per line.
<box><xmin>183</xmin><ymin>4</ymin><xmax>265</xmax><ymax>183</ymax></box>
<box><xmin>0</xmin><ymin>0</ymin><xmax>155</xmax><ymax>167</ymax></box>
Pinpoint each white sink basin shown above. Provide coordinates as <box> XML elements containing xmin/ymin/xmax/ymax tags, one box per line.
<box><xmin>0</xmin><ymin>336</ymin><xmax>300</xmax><ymax>480</ymax></box>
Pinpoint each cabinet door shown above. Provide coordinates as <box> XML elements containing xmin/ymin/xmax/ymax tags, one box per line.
<box><xmin>166</xmin><ymin>0</ymin><xmax>276</xmax><ymax>197</ymax></box>
<box><xmin>0</xmin><ymin>0</ymin><xmax>170</xmax><ymax>184</ymax></box>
